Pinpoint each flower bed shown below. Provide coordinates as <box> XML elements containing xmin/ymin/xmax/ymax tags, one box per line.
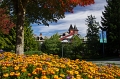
<box><xmin>0</xmin><ymin>52</ymin><xmax>120</xmax><ymax>79</ymax></box>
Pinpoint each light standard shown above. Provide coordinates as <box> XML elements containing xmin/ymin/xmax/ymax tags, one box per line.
<box><xmin>61</xmin><ymin>40</ymin><xmax>69</xmax><ymax>57</ymax></box>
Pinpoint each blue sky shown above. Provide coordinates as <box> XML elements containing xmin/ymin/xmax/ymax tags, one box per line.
<box><xmin>31</xmin><ymin>0</ymin><xmax>107</xmax><ymax>37</ymax></box>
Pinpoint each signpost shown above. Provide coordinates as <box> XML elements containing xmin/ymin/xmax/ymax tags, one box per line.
<box><xmin>99</xmin><ymin>30</ymin><xmax>107</xmax><ymax>57</ymax></box>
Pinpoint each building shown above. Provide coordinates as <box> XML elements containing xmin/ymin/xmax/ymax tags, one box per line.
<box><xmin>34</xmin><ymin>24</ymin><xmax>85</xmax><ymax>43</ymax></box>
<box><xmin>60</xmin><ymin>24</ymin><xmax>82</xmax><ymax>43</ymax></box>
<box><xmin>34</xmin><ymin>33</ymin><xmax>45</xmax><ymax>43</ymax></box>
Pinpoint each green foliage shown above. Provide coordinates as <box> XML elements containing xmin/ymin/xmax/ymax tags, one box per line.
<box><xmin>24</xmin><ymin>21</ymin><xmax>38</xmax><ymax>51</ymax></box>
<box><xmin>70</xmin><ymin>35</ymin><xmax>82</xmax><ymax>59</ymax></box>
<box><xmin>85</xmin><ymin>15</ymin><xmax>100</xmax><ymax>56</ymax></box>
<box><xmin>101</xmin><ymin>0</ymin><xmax>120</xmax><ymax>55</ymax></box>
<box><xmin>41</xmin><ymin>33</ymin><xmax>61</xmax><ymax>55</ymax></box>
<box><xmin>72</xmin><ymin>35</ymin><xmax>82</xmax><ymax>47</ymax></box>
<box><xmin>0</xmin><ymin>21</ymin><xmax>38</xmax><ymax>52</ymax></box>
<box><xmin>0</xmin><ymin>0</ymin><xmax>94</xmax><ymax>54</ymax></box>
<box><xmin>24</xmin><ymin>51</ymin><xmax>43</xmax><ymax>55</ymax></box>
<box><xmin>0</xmin><ymin>27</ymin><xmax>16</xmax><ymax>51</ymax></box>
<box><xmin>0</xmin><ymin>34</ymin><xmax>7</xmax><ymax>49</ymax></box>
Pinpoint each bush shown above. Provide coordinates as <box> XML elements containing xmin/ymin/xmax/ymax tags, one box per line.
<box><xmin>24</xmin><ymin>51</ymin><xmax>43</xmax><ymax>55</ymax></box>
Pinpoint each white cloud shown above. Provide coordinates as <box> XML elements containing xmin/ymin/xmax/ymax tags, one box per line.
<box><xmin>32</xmin><ymin>0</ymin><xmax>107</xmax><ymax>37</ymax></box>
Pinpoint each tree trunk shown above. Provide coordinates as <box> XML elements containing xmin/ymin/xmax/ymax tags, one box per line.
<box><xmin>13</xmin><ymin>0</ymin><xmax>28</xmax><ymax>55</ymax></box>
<box><xmin>15</xmin><ymin>8</ymin><xmax>25</xmax><ymax>55</ymax></box>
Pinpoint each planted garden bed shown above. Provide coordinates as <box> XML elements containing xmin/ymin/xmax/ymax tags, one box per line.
<box><xmin>0</xmin><ymin>52</ymin><xmax>120</xmax><ymax>79</ymax></box>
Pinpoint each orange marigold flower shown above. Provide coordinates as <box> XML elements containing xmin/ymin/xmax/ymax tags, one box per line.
<box><xmin>2</xmin><ymin>66</ymin><xmax>7</xmax><ymax>70</ymax></box>
<box><xmin>3</xmin><ymin>73</ymin><xmax>9</xmax><ymax>77</ymax></box>
<box><xmin>117</xmin><ymin>73</ymin><xmax>120</xmax><ymax>77</ymax></box>
<box><xmin>21</xmin><ymin>68</ymin><xmax>27</xmax><ymax>72</ymax></box>
<box><xmin>15</xmin><ymin>72</ymin><xmax>20</xmax><ymax>76</ymax></box>
<box><xmin>54</xmin><ymin>75</ymin><xmax>58</xmax><ymax>79</ymax></box>
<box><xmin>60</xmin><ymin>74</ymin><xmax>65</xmax><ymax>78</ymax></box>
<box><xmin>42</xmin><ymin>70</ymin><xmax>46</xmax><ymax>75</ymax></box>
<box><xmin>32</xmin><ymin>71</ymin><xmax>37</xmax><ymax>75</ymax></box>
<box><xmin>27</xmin><ymin>73</ymin><xmax>31</xmax><ymax>77</ymax></box>
<box><xmin>50</xmin><ymin>70</ymin><xmax>55</xmax><ymax>75</ymax></box>
<box><xmin>14</xmin><ymin>66</ymin><xmax>19</xmax><ymax>70</ymax></box>
<box><xmin>35</xmin><ymin>77</ymin><xmax>39</xmax><ymax>79</ymax></box>
<box><xmin>10</xmin><ymin>72</ymin><xmax>15</xmax><ymax>76</ymax></box>
<box><xmin>40</xmin><ymin>75</ymin><xmax>48</xmax><ymax>79</ymax></box>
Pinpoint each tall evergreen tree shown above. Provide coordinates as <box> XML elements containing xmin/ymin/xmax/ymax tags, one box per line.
<box><xmin>1</xmin><ymin>21</ymin><xmax>38</xmax><ymax>52</ymax></box>
<box><xmin>24</xmin><ymin>21</ymin><xmax>38</xmax><ymax>51</ymax></box>
<box><xmin>86</xmin><ymin>15</ymin><xmax>100</xmax><ymax>56</ymax></box>
<box><xmin>2</xmin><ymin>27</ymin><xmax>16</xmax><ymax>51</ymax></box>
<box><xmin>101</xmin><ymin>0</ymin><xmax>120</xmax><ymax>56</ymax></box>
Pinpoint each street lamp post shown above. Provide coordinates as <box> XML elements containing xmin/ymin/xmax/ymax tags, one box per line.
<box><xmin>62</xmin><ymin>44</ymin><xmax>64</xmax><ymax>57</ymax></box>
<box><xmin>61</xmin><ymin>40</ymin><xmax>69</xmax><ymax>58</ymax></box>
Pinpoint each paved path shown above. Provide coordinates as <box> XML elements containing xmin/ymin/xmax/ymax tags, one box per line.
<box><xmin>88</xmin><ymin>58</ymin><xmax>120</xmax><ymax>67</ymax></box>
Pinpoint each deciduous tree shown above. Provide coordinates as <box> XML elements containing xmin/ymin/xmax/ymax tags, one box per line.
<box><xmin>0</xmin><ymin>8</ymin><xmax>14</xmax><ymax>34</ymax></box>
<box><xmin>1</xmin><ymin>0</ymin><xmax>94</xmax><ymax>54</ymax></box>
<box><xmin>0</xmin><ymin>7</ymin><xmax>14</xmax><ymax>50</ymax></box>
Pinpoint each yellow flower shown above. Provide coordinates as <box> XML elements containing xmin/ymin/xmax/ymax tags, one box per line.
<box><xmin>55</xmin><ymin>68</ymin><xmax>59</xmax><ymax>72</ymax></box>
<box><xmin>42</xmin><ymin>70</ymin><xmax>46</xmax><ymax>75</ymax></box>
<box><xmin>88</xmin><ymin>74</ymin><xmax>93</xmax><ymax>79</ymax></box>
<box><xmin>35</xmin><ymin>77</ymin><xmax>39</xmax><ymax>79</ymax></box>
<box><xmin>21</xmin><ymin>68</ymin><xmax>27</xmax><ymax>72</ymax></box>
<box><xmin>14</xmin><ymin>66</ymin><xmax>19</xmax><ymax>70</ymax></box>
<box><xmin>15</xmin><ymin>72</ymin><xmax>20</xmax><ymax>76</ymax></box>
<box><xmin>60</xmin><ymin>74</ymin><xmax>65</xmax><ymax>78</ymax></box>
<box><xmin>50</xmin><ymin>70</ymin><xmax>55</xmax><ymax>75</ymax></box>
<box><xmin>74</xmin><ymin>71</ymin><xmax>79</xmax><ymax>75</ymax></box>
<box><xmin>2</xmin><ymin>66</ymin><xmax>7</xmax><ymax>70</ymax></box>
<box><xmin>32</xmin><ymin>71</ymin><xmax>37</xmax><ymax>75</ymax></box>
<box><xmin>76</xmin><ymin>75</ymin><xmax>81</xmax><ymax>77</ymax></box>
<box><xmin>36</xmin><ymin>67</ymin><xmax>42</xmax><ymax>71</ymax></box>
<box><xmin>58</xmin><ymin>77</ymin><xmax>62</xmax><ymax>79</ymax></box>
<box><xmin>94</xmin><ymin>76</ymin><xmax>100</xmax><ymax>79</ymax></box>
<box><xmin>68</xmin><ymin>71</ymin><xmax>74</xmax><ymax>75</ymax></box>
<box><xmin>3</xmin><ymin>73</ymin><xmax>9</xmax><ymax>77</ymax></box>
<box><xmin>40</xmin><ymin>75</ymin><xmax>48</xmax><ymax>79</ymax></box>
<box><xmin>54</xmin><ymin>75</ymin><xmax>58</xmax><ymax>79</ymax></box>
<box><xmin>27</xmin><ymin>73</ymin><xmax>31</xmax><ymax>77</ymax></box>
<box><xmin>6</xmin><ymin>63</ymin><xmax>11</xmax><ymax>67</ymax></box>
<box><xmin>10</xmin><ymin>72</ymin><xmax>15</xmax><ymax>76</ymax></box>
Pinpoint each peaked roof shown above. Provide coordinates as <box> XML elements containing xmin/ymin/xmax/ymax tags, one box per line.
<box><xmin>69</xmin><ymin>24</ymin><xmax>79</xmax><ymax>31</ymax></box>
<box><xmin>69</xmin><ymin>24</ymin><xmax>74</xmax><ymax>31</ymax></box>
<box><xmin>74</xmin><ymin>25</ymin><xmax>79</xmax><ymax>31</ymax></box>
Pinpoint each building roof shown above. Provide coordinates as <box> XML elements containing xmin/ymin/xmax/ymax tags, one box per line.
<box><xmin>74</xmin><ymin>25</ymin><xmax>79</xmax><ymax>31</ymax></box>
<box><xmin>60</xmin><ymin>33</ymin><xmax>74</xmax><ymax>40</ymax></box>
<box><xmin>68</xmin><ymin>24</ymin><xmax>74</xmax><ymax>31</ymax></box>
